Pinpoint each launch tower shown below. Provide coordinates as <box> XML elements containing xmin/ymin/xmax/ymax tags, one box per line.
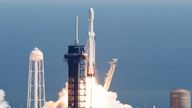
<box><xmin>65</xmin><ymin>16</ymin><xmax>86</xmax><ymax>108</ymax></box>
<box><xmin>27</xmin><ymin>48</ymin><xmax>46</xmax><ymax>108</ymax></box>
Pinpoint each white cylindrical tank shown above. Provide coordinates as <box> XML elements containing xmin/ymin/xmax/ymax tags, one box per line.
<box><xmin>170</xmin><ymin>89</ymin><xmax>191</xmax><ymax>108</ymax></box>
<box><xmin>30</xmin><ymin>47</ymin><xmax>43</xmax><ymax>61</ymax></box>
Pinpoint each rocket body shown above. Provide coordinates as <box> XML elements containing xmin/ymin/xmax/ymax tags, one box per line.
<box><xmin>86</xmin><ymin>8</ymin><xmax>95</xmax><ymax>77</ymax></box>
<box><xmin>85</xmin><ymin>8</ymin><xmax>95</xmax><ymax>108</ymax></box>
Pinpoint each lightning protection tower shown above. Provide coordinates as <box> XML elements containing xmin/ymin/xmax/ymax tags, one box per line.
<box><xmin>27</xmin><ymin>47</ymin><xmax>46</xmax><ymax>108</ymax></box>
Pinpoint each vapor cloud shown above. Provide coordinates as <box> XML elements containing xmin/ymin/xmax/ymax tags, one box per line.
<box><xmin>0</xmin><ymin>89</ymin><xmax>11</xmax><ymax>108</ymax></box>
<box><xmin>92</xmin><ymin>85</ymin><xmax>132</xmax><ymax>108</ymax></box>
<box><xmin>43</xmin><ymin>84</ymin><xmax>68</xmax><ymax>108</ymax></box>
<box><xmin>43</xmin><ymin>82</ymin><xmax>133</xmax><ymax>108</ymax></box>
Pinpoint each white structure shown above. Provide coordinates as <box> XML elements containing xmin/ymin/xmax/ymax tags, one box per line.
<box><xmin>86</xmin><ymin>8</ymin><xmax>96</xmax><ymax>77</ymax></box>
<box><xmin>104</xmin><ymin>59</ymin><xmax>118</xmax><ymax>91</ymax></box>
<box><xmin>27</xmin><ymin>48</ymin><xmax>46</xmax><ymax>108</ymax></box>
<box><xmin>84</xmin><ymin>8</ymin><xmax>96</xmax><ymax>108</ymax></box>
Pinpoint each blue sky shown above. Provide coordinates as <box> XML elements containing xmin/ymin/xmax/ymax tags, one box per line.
<box><xmin>1</xmin><ymin>0</ymin><xmax>192</xmax><ymax>4</ymax></box>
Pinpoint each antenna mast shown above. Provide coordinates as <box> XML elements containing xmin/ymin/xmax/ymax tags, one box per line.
<box><xmin>75</xmin><ymin>15</ymin><xmax>79</xmax><ymax>45</ymax></box>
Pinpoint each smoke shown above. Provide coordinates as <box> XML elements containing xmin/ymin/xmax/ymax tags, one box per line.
<box><xmin>43</xmin><ymin>80</ymin><xmax>133</xmax><ymax>108</ymax></box>
<box><xmin>92</xmin><ymin>84</ymin><xmax>132</xmax><ymax>108</ymax></box>
<box><xmin>43</xmin><ymin>84</ymin><xmax>68</xmax><ymax>108</ymax></box>
<box><xmin>89</xmin><ymin>77</ymin><xmax>133</xmax><ymax>108</ymax></box>
<box><xmin>0</xmin><ymin>89</ymin><xmax>11</xmax><ymax>108</ymax></box>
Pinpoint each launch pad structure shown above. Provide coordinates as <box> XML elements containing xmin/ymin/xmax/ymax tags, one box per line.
<box><xmin>64</xmin><ymin>8</ymin><xmax>118</xmax><ymax>108</ymax></box>
<box><xmin>64</xmin><ymin>44</ymin><xmax>86</xmax><ymax>108</ymax></box>
<box><xmin>64</xmin><ymin>16</ymin><xmax>87</xmax><ymax>108</ymax></box>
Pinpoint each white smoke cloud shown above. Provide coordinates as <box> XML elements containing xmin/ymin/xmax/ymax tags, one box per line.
<box><xmin>43</xmin><ymin>84</ymin><xmax>68</xmax><ymax>108</ymax></box>
<box><xmin>92</xmin><ymin>84</ymin><xmax>133</xmax><ymax>108</ymax></box>
<box><xmin>0</xmin><ymin>89</ymin><xmax>11</xmax><ymax>108</ymax></box>
<box><xmin>43</xmin><ymin>82</ymin><xmax>133</xmax><ymax>108</ymax></box>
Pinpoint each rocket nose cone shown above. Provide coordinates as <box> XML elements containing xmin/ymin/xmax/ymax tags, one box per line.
<box><xmin>89</xmin><ymin>8</ymin><xmax>94</xmax><ymax>13</ymax></box>
<box><xmin>89</xmin><ymin>8</ymin><xmax>94</xmax><ymax>20</ymax></box>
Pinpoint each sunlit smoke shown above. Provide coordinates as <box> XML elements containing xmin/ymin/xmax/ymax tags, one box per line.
<box><xmin>43</xmin><ymin>84</ymin><xmax>68</xmax><ymax>108</ymax></box>
<box><xmin>87</xmin><ymin>77</ymin><xmax>132</xmax><ymax>108</ymax></box>
<box><xmin>43</xmin><ymin>77</ymin><xmax>132</xmax><ymax>108</ymax></box>
<box><xmin>0</xmin><ymin>89</ymin><xmax>11</xmax><ymax>108</ymax></box>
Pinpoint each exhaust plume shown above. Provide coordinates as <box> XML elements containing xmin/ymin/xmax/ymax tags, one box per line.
<box><xmin>0</xmin><ymin>89</ymin><xmax>11</xmax><ymax>108</ymax></box>
<box><xmin>43</xmin><ymin>79</ymin><xmax>133</xmax><ymax>108</ymax></box>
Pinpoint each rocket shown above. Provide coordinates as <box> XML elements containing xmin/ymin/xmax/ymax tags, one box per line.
<box><xmin>86</xmin><ymin>8</ymin><xmax>95</xmax><ymax>77</ymax></box>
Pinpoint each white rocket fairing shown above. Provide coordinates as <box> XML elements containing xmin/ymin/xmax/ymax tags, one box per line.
<box><xmin>86</xmin><ymin>8</ymin><xmax>95</xmax><ymax>76</ymax></box>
